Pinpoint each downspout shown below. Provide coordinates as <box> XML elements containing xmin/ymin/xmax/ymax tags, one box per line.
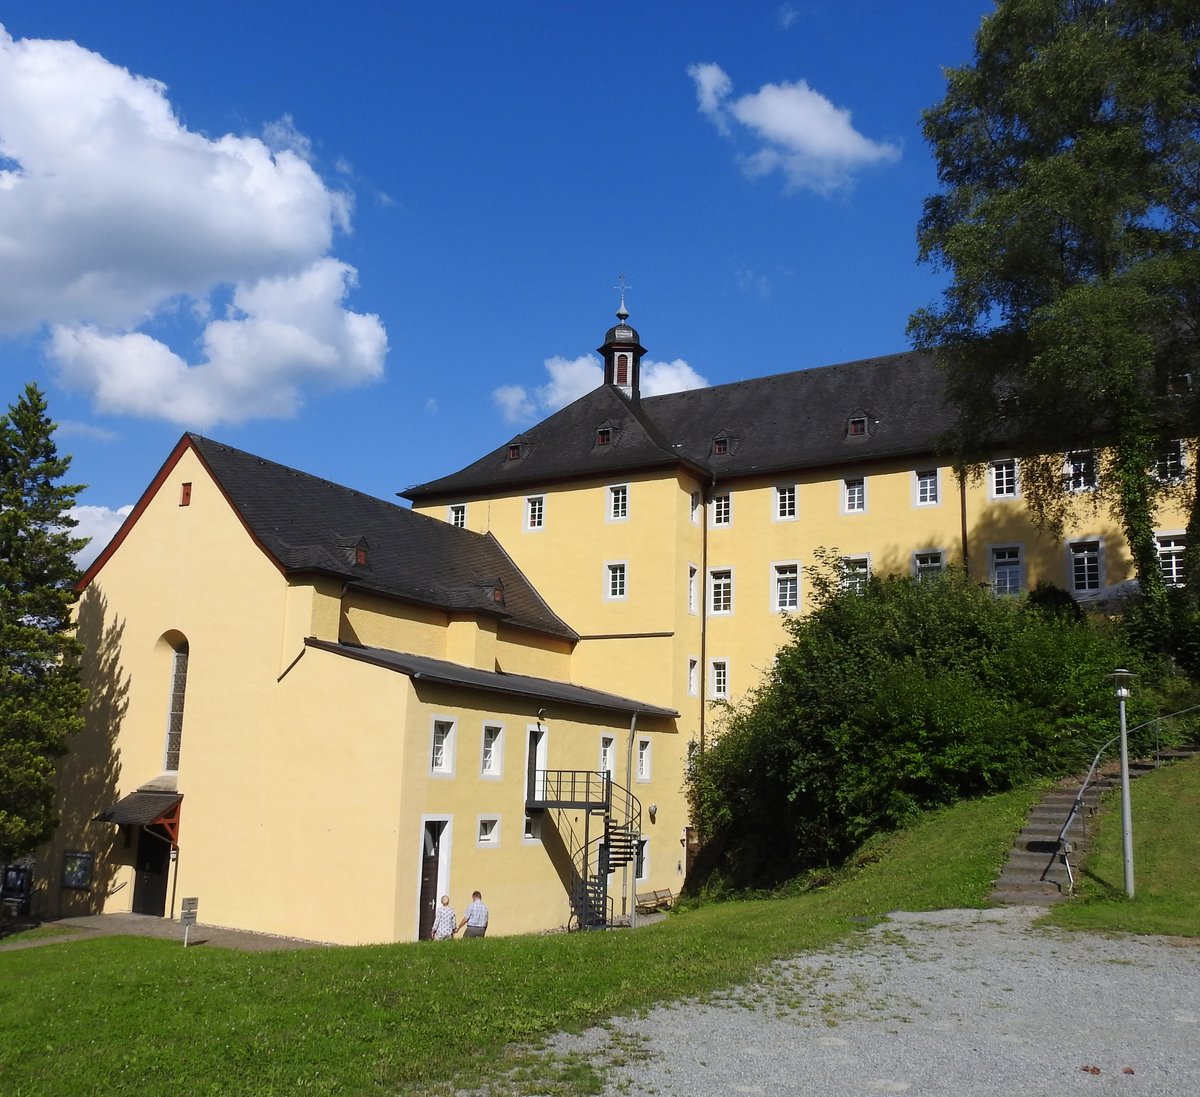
<box><xmin>958</xmin><ymin>467</ymin><xmax>969</xmax><ymax>578</ymax></box>
<box><xmin>699</xmin><ymin>476</ymin><xmax>714</xmax><ymax>752</ymax></box>
<box><xmin>621</xmin><ymin>710</ymin><xmax>638</xmax><ymax>920</ymax></box>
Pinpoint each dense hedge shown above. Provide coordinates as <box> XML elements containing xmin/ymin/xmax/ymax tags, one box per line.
<box><xmin>686</xmin><ymin>562</ymin><xmax>1175</xmax><ymax>894</ymax></box>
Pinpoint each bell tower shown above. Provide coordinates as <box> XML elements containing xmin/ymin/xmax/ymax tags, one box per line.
<box><xmin>598</xmin><ymin>284</ymin><xmax>646</xmax><ymax>400</ymax></box>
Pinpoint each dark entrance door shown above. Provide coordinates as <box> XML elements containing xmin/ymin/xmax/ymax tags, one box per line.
<box><xmin>132</xmin><ymin>826</ymin><xmax>171</xmax><ymax>916</ymax></box>
<box><xmin>418</xmin><ymin>822</ymin><xmax>444</xmax><ymax>940</ymax></box>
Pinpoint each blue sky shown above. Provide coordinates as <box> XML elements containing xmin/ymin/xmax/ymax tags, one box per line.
<box><xmin>0</xmin><ymin>2</ymin><xmax>995</xmax><ymax>562</ymax></box>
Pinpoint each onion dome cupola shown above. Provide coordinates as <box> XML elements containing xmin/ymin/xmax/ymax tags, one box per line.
<box><xmin>598</xmin><ymin>288</ymin><xmax>646</xmax><ymax>400</ymax></box>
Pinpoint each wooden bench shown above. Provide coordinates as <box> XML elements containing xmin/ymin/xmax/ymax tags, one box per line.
<box><xmin>635</xmin><ymin>888</ymin><xmax>674</xmax><ymax>914</ymax></box>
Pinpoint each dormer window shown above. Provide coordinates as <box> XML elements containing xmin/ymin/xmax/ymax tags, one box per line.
<box><xmin>492</xmin><ymin>579</ymin><xmax>505</xmax><ymax>605</ymax></box>
<box><xmin>507</xmin><ymin>443</ymin><xmax>522</xmax><ymax>461</ymax></box>
<box><xmin>597</xmin><ymin>428</ymin><xmax>611</xmax><ymax>446</ymax></box>
<box><xmin>355</xmin><ymin>542</ymin><xmax>368</xmax><ymax>567</ymax></box>
<box><xmin>713</xmin><ymin>437</ymin><xmax>729</xmax><ymax>456</ymax></box>
<box><xmin>848</xmin><ymin>416</ymin><xmax>867</xmax><ymax>437</ymax></box>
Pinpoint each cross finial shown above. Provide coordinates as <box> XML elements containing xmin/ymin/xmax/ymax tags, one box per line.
<box><xmin>613</xmin><ymin>274</ymin><xmax>631</xmax><ymax>322</ymax></box>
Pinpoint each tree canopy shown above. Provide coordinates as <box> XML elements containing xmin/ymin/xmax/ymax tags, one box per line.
<box><xmin>0</xmin><ymin>384</ymin><xmax>87</xmax><ymax>863</ymax></box>
<box><xmin>686</xmin><ymin>562</ymin><xmax>1158</xmax><ymax>894</ymax></box>
<box><xmin>909</xmin><ymin>0</ymin><xmax>1200</xmax><ymax>624</ymax></box>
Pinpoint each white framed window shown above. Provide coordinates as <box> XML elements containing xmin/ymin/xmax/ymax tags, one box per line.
<box><xmin>712</xmin><ymin>493</ymin><xmax>732</xmax><ymax>527</ymax></box>
<box><xmin>775</xmin><ymin>485</ymin><xmax>797</xmax><ymax>521</ymax></box>
<box><xmin>690</xmin><ymin>490</ymin><xmax>701</xmax><ymax>525</ymax></box>
<box><xmin>1069</xmin><ymin>540</ymin><xmax>1102</xmax><ymax>592</ymax></box>
<box><xmin>688</xmin><ymin>564</ymin><xmax>698</xmax><ymax>614</ymax></box>
<box><xmin>989</xmin><ymin>458</ymin><xmax>1019</xmax><ymax>499</ymax></box>
<box><xmin>636</xmin><ymin>738</ymin><xmax>651</xmax><ymax>782</ymax></box>
<box><xmin>773</xmin><ymin>563</ymin><xmax>799</xmax><ymax>611</ymax></box>
<box><xmin>525</xmin><ymin>495</ymin><xmax>545</xmax><ymax>530</ymax></box>
<box><xmin>991</xmin><ymin>545</ymin><xmax>1022</xmax><ymax>596</ymax></box>
<box><xmin>477</xmin><ymin>816</ymin><xmax>500</xmax><ymax>847</ymax></box>
<box><xmin>1158</xmin><ymin>534</ymin><xmax>1186</xmax><ymax>587</ymax></box>
<box><xmin>431</xmin><ymin>718</ymin><xmax>456</xmax><ymax>775</ymax></box>
<box><xmin>914</xmin><ymin>550</ymin><xmax>945</xmax><ymax>582</ymax></box>
<box><xmin>634</xmin><ymin>837</ymin><xmax>649</xmax><ymax>883</ymax></box>
<box><xmin>1064</xmin><ymin>450</ymin><xmax>1097</xmax><ymax>492</ymax></box>
<box><xmin>914</xmin><ymin>469</ymin><xmax>939</xmax><ymax>507</ymax></box>
<box><xmin>600</xmin><ymin>735</ymin><xmax>616</xmax><ymax>776</ymax></box>
<box><xmin>843</xmin><ymin>477</ymin><xmax>866</xmax><ymax>514</ymax></box>
<box><xmin>481</xmin><ymin>724</ymin><xmax>502</xmax><ymax>778</ymax></box>
<box><xmin>448</xmin><ymin>503</ymin><xmax>466</xmax><ymax>528</ymax></box>
<box><xmin>710</xmin><ymin>659</ymin><xmax>729</xmax><ymax>699</ymax></box>
<box><xmin>608</xmin><ymin>483</ymin><xmax>629</xmax><ymax>521</ymax></box>
<box><xmin>1154</xmin><ymin>439</ymin><xmax>1186</xmax><ymax>483</ymax></box>
<box><xmin>688</xmin><ymin>657</ymin><xmax>699</xmax><ymax>696</ymax></box>
<box><xmin>709</xmin><ymin>568</ymin><xmax>733</xmax><ymax>614</ymax></box>
<box><xmin>841</xmin><ymin>555</ymin><xmax>870</xmax><ymax>593</ymax></box>
<box><xmin>606</xmin><ymin>562</ymin><xmax>627</xmax><ymax>600</ymax></box>
<box><xmin>164</xmin><ymin>642</ymin><xmax>189</xmax><ymax>773</ymax></box>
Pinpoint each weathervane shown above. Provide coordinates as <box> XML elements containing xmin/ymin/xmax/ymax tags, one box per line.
<box><xmin>613</xmin><ymin>273</ymin><xmax>631</xmax><ymax>321</ymax></box>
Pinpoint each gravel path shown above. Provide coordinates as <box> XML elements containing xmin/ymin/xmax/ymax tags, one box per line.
<box><xmin>547</xmin><ymin>907</ymin><xmax>1200</xmax><ymax>1096</ymax></box>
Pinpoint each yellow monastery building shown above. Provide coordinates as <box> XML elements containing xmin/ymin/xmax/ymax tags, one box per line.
<box><xmin>33</xmin><ymin>305</ymin><xmax>1189</xmax><ymax>945</ymax></box>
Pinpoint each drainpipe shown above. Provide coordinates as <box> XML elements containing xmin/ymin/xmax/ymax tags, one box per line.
<box><xmin>958</xmin><ymin>467</ymin><xmax>969</xmax><ymax>578</ymax></box>
<box><xmin>699</xmin><ymin>477</ymin><xmax>714</xmax><ymax>753</ymax></box>
<box><xmin>621</xmin><ymin>710</ymin><xmax>638</xmax><ymax>920</ymax></box>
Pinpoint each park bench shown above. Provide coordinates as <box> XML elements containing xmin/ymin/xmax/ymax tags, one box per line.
<box><xmin>635</xmin><ymin>887</ymin><xmax>674</xmax><ymax>914</ymax></box>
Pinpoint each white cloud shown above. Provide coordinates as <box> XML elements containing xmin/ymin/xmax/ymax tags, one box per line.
<box><xmin>54</xmin><ymin>419</ymin><xmax>119</xmax><ymax>442</ymax></box>
<box><xmin>642</xmin><ymin>359</ymin><xmax>709</xmax><ymax>396</ymax></box>
<box><xmin>687</xmin><ymin>62</ymin><xmax>901</xmax><ymax>195</ymax></box>
<box><xmin>734</xmin><ymin>268</ymin><xmax>772</xmax><ymax>298</ymax></box>
<box><xmin>493</xmin><ymin>354</ymin><xmax>708</xmax><ymax>425</ymax></box>
<box><xmin>777</xmin><ymin>5</ymin><xmax>799</xmax><ymax>30</ymax></box>
<box><xmin>0</xmin><ymin>27</ymin><xmax>386</xmax><ymax>426</ymax></box>
<box><xmin>71</xmin><ymin>503</ymin><xmax>133</xmax><ymax>568</ymax></box>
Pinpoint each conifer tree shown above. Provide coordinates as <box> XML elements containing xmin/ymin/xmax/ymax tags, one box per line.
<box><xmin>910</xmin><ymin>0</ymin><xmax>1200</xmax><ymax>627</ymax></box>
<box><xmin>0</xmin><ymin>384</ymin><xmax>87</xmax><ymax>863</ymax></box>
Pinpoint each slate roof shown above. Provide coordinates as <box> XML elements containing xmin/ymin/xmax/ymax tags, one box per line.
<box><xmin>187</xmin><ymin>435</ymin><xmax>576</xmax><ymax>640</ymax></box>
<box><xmin>306</xmin><ymin>639</ymin><xmax>679</xmax><ymax>718</ymax></box>
<box><xmin>94</xmin><ymin>790</ymin><xmax>182</xmax><ymax>826</ymax></box>
<box><xmin>403</xmin><ymin>349</ymin><xmax>954</xmax><ymax>500</ymax></box>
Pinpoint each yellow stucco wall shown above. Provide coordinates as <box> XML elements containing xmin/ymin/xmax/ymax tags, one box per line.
<box><xmin>414</xmin><ymin>449</ymin><xmax>1191</xmax><ymax>721</ymax></box>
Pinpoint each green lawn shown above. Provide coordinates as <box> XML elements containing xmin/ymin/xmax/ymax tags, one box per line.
<box><xmin>1043</xmin><ymin>755</ymin><xmax>1200</xmax><ymax>937</ymax></box>
<box><xmin>0</xmin><ymin>770</ymin><xmax>1189</xmax><ymax>1096</ymax></box>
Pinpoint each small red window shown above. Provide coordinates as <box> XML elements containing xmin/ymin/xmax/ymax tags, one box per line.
<box><xmin>355</xmin><ymin>547</ymin><xmax>368</xmax><ymax>567</ymax></box>
<box><xmin>848</xmin><ymin>417</ymin><xmax>867</xmax><ymax>437</ymax></box>
<box><xmin>180</xmin><ymin>482</ymin><xmax>192</xmax><ymax>506</ymax></box>
<box><xmin>507</xmin><ymin>443</ymin><xmax>521</xmax><ymax>461</ymax></box>
<box><xmin>713</xmin><ymin>437</ymin><xmax>728</xmax><ymax>455</ymax></box>
<box><xmin>597</xmin><ymin>428</ymin><xmax>611</xmax><ymax>446</ymax></box>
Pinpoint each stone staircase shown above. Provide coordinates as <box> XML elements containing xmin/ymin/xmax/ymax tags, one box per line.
<box><xmin>989</xmin><ymin>745</ymin><xmax>1200</xmax><ymax>906</ymax></box>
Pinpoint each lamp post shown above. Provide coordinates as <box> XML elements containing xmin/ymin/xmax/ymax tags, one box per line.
<box><xmin>1111</xmin><ymin>669</ymin><xmax>1135</xmax><ymax>898</ymax></box>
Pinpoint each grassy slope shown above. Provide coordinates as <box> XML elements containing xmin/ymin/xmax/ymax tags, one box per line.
<box><xmin>0</xmin><ymin>785</ymin><xmax>1038</xmax><ymax>1097</ymax></box>
<box><xmin>1043</xmin><ymin>755</ymin><xmax>1200</xmax><ymax>937</ymax></box>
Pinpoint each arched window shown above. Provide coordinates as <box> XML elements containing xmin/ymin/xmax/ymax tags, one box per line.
<box><xmin>615</xmin><ymin>354</ymin><xmax>629</xmax><ymax>386</ymax></box>
<box><xmin>164</xmin><ymin>639</ymin><xmax>189</xmax><ymax>772</ymax></box>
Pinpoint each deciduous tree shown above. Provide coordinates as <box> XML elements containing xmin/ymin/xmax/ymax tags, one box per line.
<box><xmin>0</xmin><ymin>384</ymin><xmax>87</xmax><ymax>863</ymax></box>
<box><xmin>909</xmin><ymin>0</ymin><xmax>1200</xmax><ymax>628</ymax></box>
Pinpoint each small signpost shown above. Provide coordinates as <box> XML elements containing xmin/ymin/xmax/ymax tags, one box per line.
<box><xmin>180</xmin><ymin>897</ymin><xmax>199</xmax><ymax>947</ymax></box>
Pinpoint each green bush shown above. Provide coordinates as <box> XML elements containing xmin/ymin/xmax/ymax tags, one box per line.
<box><xmin>687</xmin><ymin>562</ymin><xmax>1170</xmax><ymax>893</ymax></box>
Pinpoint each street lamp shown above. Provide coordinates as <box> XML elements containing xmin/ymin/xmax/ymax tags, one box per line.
<box><xmin>1110</xmin><ymin>669</ymin><xmax>1135</xmax><ymax>898</ymax></box>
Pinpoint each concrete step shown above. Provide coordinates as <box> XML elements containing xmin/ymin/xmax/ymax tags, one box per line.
<box><xmin>987</xmin><ymin>885</ymin><xmax>1065</xmax><ymax>906</ymax></box>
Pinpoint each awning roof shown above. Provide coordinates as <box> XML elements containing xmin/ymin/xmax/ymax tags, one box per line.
<box><xmin>95</xmin><ymin>790</ymin><xmax>183</xmax><ymax>827</ymax></box>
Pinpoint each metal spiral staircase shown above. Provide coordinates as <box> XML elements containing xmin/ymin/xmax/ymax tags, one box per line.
<box><xmin>526</xmin><ymin>766</ymin><xmax>642</xmax><ymax>930</ymax></box>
